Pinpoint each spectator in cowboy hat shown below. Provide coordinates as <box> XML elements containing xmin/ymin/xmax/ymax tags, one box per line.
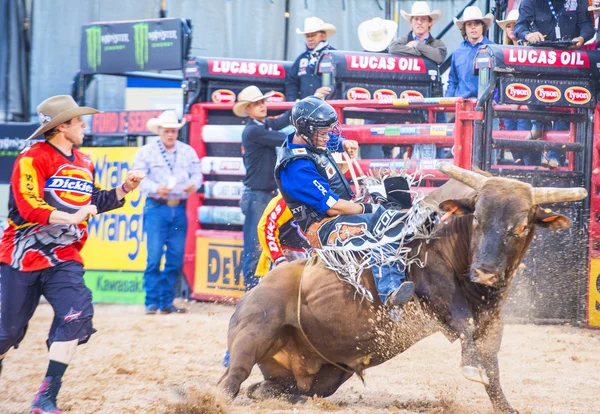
<box><xmin>285</xmin><ymin>17</ymin><xmax>337</xmax><ymax>101</ymax></box>
<box><xmin>445</xmin><ymin>6</ymin><xmax>495</xmax><ymax>99</ymax></box>
<box><xmin>234</xmin><ymin>85</ymin><xmax>294</xmax><ymax>291</ymax></box>
<box><xmin>355</xmin><ymin>17</ymin><xmax>399</xmax><ymax>159</ymax></box>
<box><xmin>132</xmin><ymin>110</ymin><xmax>203</xmax><ymax>315</ymax></box>
<box><xmin>358</xmin><ymin>17</ymin><xmax>398</xmax><ymax>53</ymax></box>
<box><xmin>497</xmin><ymin>9</ymin><xmax>540</xmax><ymax>166</ymax></box>
<box><xmin>389</xmin><ymin>1</ymin><xmax>447</xmax><ymax>64</ymax></box>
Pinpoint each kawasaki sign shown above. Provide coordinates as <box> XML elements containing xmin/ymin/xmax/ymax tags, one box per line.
<box><xmin>81</xmin><ymin>18</ymin><xmax>191</xmax><ymax>74</ymax></box>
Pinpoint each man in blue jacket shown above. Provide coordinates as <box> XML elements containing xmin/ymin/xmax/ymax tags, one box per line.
<box><xmin>286</xmin><ymin>17</ymin><xmax>337</xmax><ymax>101</ymax></box>
<box><xmin>446</xmin><ymin>6</ymin><xmax>495</xmax><ymax>99</ymax></box>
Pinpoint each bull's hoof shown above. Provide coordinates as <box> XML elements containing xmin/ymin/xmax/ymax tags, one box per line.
<box><xmin>247</xmin><ymin>380</ymin><xmax>302</xmax><ymax>402</ymax></box>
<box><xmin>462</xmin><ymin>365</ymin><xmax>490</xmax><ymax>386</ymax></box>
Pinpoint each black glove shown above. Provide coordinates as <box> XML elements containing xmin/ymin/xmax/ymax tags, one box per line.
<box><xmin>384</xmin><ymin>176</ymin><xmax>412</xmax><ymax>209</ymax></box>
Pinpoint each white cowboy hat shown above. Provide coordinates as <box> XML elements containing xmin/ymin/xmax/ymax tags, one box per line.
<box><xmin>146</xmin><ymin>110</ymin><xmax>186</xmax><ymax>134</ymax></box>
<box><xmin>401</xmin><ymin>1</ymin><xmax>442</xmax><ymax>22</ymax></box>
<box><xmin>496</xmin><ymin>9</ymin><xmax>519</xmax><ymax>31</ymax></box>
<box><xmin>296</xmin><ymin>17</ymin><xmax>337</xmax><ymax>37</ymax></box>
<box><xmin>27</xmin><ymin>95</ymin><xmax>100</xmax><ymax>140</ymax></box>
<box><xmin>358</xmin><ymin>17</ymin><xmax>398</xmax><ymax>52</ymax></box>
<box><xmin>454</xmin><ymin>6</ymin><xmax>494</xmax><ymax>31</ymax></box>
<box><xmin>232</xmin><ymin>86</ymin><xmax>275</xmax><ymax>118</ymax></box>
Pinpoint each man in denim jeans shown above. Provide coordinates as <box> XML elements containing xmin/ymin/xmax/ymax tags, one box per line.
<box><xmin>133</xmin><ymin>111</ymin><xmax>203</xmax><ymax>314</ymax></box>
<box><xmin>234</xmin><ymin>86</ymin><xmax>294</xmax><ymax>290</ymax></box>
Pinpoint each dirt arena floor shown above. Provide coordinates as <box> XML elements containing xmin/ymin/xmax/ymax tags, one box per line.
<box><xmin>1</xmin><ymin>300</ymin><xmax>599</xmax><ymax>414</ymax></box>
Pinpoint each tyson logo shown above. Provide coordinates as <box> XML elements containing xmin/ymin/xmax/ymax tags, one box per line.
<box><xmin>346</xmin><ymin>87</ymin><xmax>371</xmax><ymax>100</ymax></box>
<box><xmin>373</xmin><ymin>89</ymin><xmax>397</xmax><ymax>100</ymax></box>
<box><xmin>267</xmin><ymin>91</ymin><xmax>285</xmax><ymax>102</ymax></box>
<box><xmin>45</xmin><ymin>165</ymin><xmax>94</xmax><ymax>208</ymax></box>
<box><xmin>535</xmin><ymin>85</ymin><xmax>561</xmax><ymax>103</ymax></box>
<box><xmin>505</xmin><ymin>83</ymin><xmax>531</xmax><ymax>101</ymax></box>
<box><xmin>400</xmin><ymin>90</ymin><xmax>423</xmax><ymax>100</ymax></box>
<box><xmin>211</xmin><ymin>89</ymin><xmax>235</xmax><ymax>104</ymax></box>
<box><xmin>565</xmin><ymin>87</ymin><xmax>591</xmax><ymax>104</ymax></box>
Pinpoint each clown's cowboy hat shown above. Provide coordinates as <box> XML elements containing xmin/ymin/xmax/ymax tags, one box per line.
<box><xmin>358</xmin><ymin>17</ymin><xmax>398</xmax><ymax>52</ymax></box>
<box><xmin>27</xmin><ymin>95</ymin><xmax>100</xmax><ymax>140</ymax></box>
<box><xmin>233</xmin><ymin>86</ymin><xmax>275</xmax><ymax>117</ymax></box>
<box><xmin>146</xmin><ymin>110</ymin><xmax>186</xmax><ymax>134</ymax></box>
<box><xmin>401</xmin><ymin>1</ymin><xmax>442</xmax><ymax>22</ymax></box>
<box><xmin>454</xmin><ymin>6</ymin><xmax>494</xmax><ymax>31</ymax></box>
<box><xmin>296</xmin><ymin>17</ymin><xmax>337</xmax><ymax>37</ymax></box>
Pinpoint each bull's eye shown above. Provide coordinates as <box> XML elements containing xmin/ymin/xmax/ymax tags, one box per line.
<box><xmin>513</xmin><ymin>225</ymin><xmax>528</xmax><ymax>237</ymax></box>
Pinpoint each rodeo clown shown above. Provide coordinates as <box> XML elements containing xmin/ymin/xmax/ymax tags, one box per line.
<box><xmin>0</xmin><ymin>95</ymin><xmax>144</xmax><ymax>413</ymax></box>
<box><xmin>275</xmin><ymin>96</ymin><xmax>435</xmax><ymax>309</ymax></box>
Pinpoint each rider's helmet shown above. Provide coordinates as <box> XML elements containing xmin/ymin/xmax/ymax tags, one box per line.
<box><xmin>291</xmin><ymin>96</ymin><xmax>343</xmax><ymax>151</ymax></box>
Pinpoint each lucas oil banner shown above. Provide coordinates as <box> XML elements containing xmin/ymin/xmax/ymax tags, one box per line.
<box><xmin>80</xmin><ymin>147</ymin><xmax>146</xmax><ymax>271</ymax></box>
<box><xmin>81</xmin><ymin>18</ymin><xmax>191</xmax><ymax>74</ymax></box>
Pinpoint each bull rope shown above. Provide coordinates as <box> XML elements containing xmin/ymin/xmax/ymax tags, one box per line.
<box><xmin>296</xmin><ymin>266</ymin><xmax>365</xmax><ymax>382</ymax></box>
<box><xmin>315</xmin><ymin>168</ymin><xmax>436</xmax><ymax>302</ymax></box>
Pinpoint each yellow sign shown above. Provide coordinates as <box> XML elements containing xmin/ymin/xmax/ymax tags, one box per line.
<box><xmin>588</xmin><ymin>258</ymin><xmax>600</xmax><ymax>327</ymax></box>
<box><xmin>195</xmin><ymin>236</ymin><xmax>245</xmax><ymax>298</ymax></box>
<box><xmin>80</xmin><ymin>147</ymin><xmax>147</xmax><ymax>271</ymax></box>
<box><xmin>430</xmin><ymin>125</ymin><xmax>448</xmax><ymax>136</ymax></box>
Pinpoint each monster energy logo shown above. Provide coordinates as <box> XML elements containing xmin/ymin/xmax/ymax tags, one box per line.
<box><xmin>133</xmin><ymin>23</ymin><xmax>149</xmax><ymax>70</ymax></box>
<box><xmin>86</xmin><ymin>26</ymin><xmax>102</xmax><ymax>72</ymax></box>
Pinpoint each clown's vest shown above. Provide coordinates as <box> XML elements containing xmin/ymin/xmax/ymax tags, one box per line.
<box><xmin>274</xmin><ymin>140</ymin><xmax>354</xmax><ymax>232</ymax></box>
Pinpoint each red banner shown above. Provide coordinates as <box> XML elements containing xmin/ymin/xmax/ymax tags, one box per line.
<box><xmin>207</xmin><ymin>59</ymin><xmax>286</xmax><ymax>78</ymax></box>
<box><xmin>503</xmin><ymin>48</ymin><xmax>590</xmax><ymax>69</ymax></box>
<box><xmin>345</xmin><ymin>54</ymin><xmax>426</xmax><ymax>73</ymax></box>
<box><xmin>91</xmin><ymin>110</ymin><xmax>165</xmax><ymax>135</ymax></box>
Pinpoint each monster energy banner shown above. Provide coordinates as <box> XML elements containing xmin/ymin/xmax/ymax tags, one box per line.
<box><xmin>81</xmin><ymin>18</ymin><xmax>191</xmax><ymax>74</ymax></box>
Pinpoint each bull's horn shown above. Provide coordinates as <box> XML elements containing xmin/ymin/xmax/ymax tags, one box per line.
<box><xmin>439</xmin><ymin>163</ymin><xmax>487</xmax><ymax>190</ymax></box>
<box><xmin>533</xmin><ymin>187</ymin><xmax>588</xmax><ymax>204</ymax></box>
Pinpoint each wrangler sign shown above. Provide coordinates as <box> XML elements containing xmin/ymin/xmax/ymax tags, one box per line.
<box><xmin>81</xmin><ymin>18</ymin><xmax>191</xmax><ymax>74</ymax></box>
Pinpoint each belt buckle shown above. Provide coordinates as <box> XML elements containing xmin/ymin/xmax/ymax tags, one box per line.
<box><xmin>167</xmin><ymin>199</ymin><xmax>180</xmax><ymax>207</ymax></box>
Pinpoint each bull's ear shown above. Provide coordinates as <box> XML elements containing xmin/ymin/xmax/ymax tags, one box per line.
<box><xmin>535</xmin><ymin>207</ymin><xmax>571</xmax><ymax>229</ymax></box>
<box><xmin>439</xmin><ymin>196</ymin><xmax>476</xmax><ymax>216</ymax></box>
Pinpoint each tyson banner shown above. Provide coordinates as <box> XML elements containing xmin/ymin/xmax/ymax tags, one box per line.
<box><xmin>500</xmin><ymin>78</ymin><xmax>595</xmax><ymax>108</ymax></box>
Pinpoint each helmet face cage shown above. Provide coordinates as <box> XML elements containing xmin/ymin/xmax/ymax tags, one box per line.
<box><xmin>291</xmin><ymin>96</ymin><xmax>341</xmax><ymax>151</ymax></box>
<box><xmin>293</xmin><ymin>118</ymin><xmax>342</xmax><ymax>150</ymax></box>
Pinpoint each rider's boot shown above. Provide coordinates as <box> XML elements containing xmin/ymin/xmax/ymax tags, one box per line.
<box><xmin>385</xmin><ymin>281</ymin><xmax>415</xmax><ymax>307</ymax></box>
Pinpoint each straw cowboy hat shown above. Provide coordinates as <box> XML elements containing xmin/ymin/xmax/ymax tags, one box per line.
<box><xmin>401</xmin><ymin>1</ymin><xmax>442</xmax><ymax>22</ymax></box>
<box><xmin>496</xmin><ymin>9</ymin><xmax>519</xmax><ymax>31</ymax></box>
<box><xmin>146</xmin><ymin>110</ymin><xmax>186</xmax><ymax>134</ymax></box>
<box><xmin>454</xmin><ymin>6</ymin><xmax>494</xmax><ymax>31</ymax></box>
<box><xmin>296</xmin><ymin>17</ymin><xmax>337</xmax><ymax>37</ymax></box>
<box><xmin>233</xmin><ymin>86</ymin><xmax>275</xmax><ymax>117</ymax></box>
<box><xmin>497</xmin><ymin>9</ymin><xmax>519</xmax><ymax>45</ymax></box>
<box><xmin>358</xmin><ymin>17</ymin><xmax>398</xmax><ymax>52</ymax></box>
<box><xmin>27</xmin><ymin>95</ymin><xmax>100</xmax><ymax>140</ymax></box>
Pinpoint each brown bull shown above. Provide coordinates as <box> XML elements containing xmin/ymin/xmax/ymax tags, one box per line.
<box><xmin>218</xmin><ymin>164</ymin><xmax>587</xmax><ymax>413</ymax></box>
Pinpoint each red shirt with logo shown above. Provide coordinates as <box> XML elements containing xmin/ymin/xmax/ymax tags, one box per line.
<box><xmin>0</xmin><ymin>142</ymin><xmax>123</xmax><ymax>271</ymax></box>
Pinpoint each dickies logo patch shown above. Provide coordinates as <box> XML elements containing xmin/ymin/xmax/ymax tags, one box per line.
<box><xmin>292</xmin><ymin>148</ymin><xmax>308</xmax><ymax>155</ymax></box>
<box><xmin>45</xmin><ymin>164</ymin><xmax>94</xmax><ymax>208</ymax></box>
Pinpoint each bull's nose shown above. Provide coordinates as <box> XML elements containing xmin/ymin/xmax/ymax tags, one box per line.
<box><xmin>472</xmin><ymin>269</ymin><xmax>499</xmax><ymax>286</ymax></box>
